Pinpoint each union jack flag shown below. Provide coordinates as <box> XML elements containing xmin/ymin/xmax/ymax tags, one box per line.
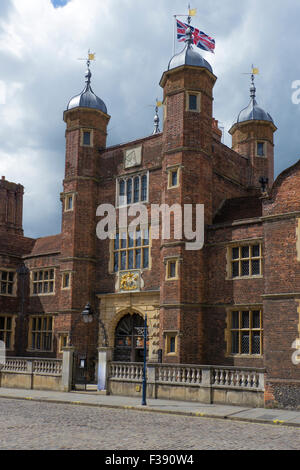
<box><xmin>176</xmin><ymin>19</ymin><xmax>215</xmax><ymax>54</ymax></box>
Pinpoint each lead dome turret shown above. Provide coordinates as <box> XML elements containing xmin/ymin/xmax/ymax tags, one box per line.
<box><xmin>168</xmin><ymin>27</ymin><xmax>213</xmax><ymax>74</ymax></box>
<box><xmin>67</xmin><ymin>63</ymin><xmax>107</xmax><ymax>114</ymax></box>
<box><xmin>234</xmin><ymin>75</ymin><xmax>273</xmax><ymax>125</ymax></box>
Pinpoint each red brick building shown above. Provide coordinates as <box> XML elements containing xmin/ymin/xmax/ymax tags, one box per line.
<box><xmin>1</xmin><ymin>34</ymin><xmax>300</xmax><ymax>407</ymax></box>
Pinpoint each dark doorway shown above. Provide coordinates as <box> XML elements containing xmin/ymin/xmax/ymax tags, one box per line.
<box><xmin>114</xmin><ymin>313</ymin><xmax>145</xmax><ymax>362</ymax></box>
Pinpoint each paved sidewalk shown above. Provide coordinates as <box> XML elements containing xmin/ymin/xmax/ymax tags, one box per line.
<box><xmin>0</xmin><ymin>387</ymin><xmax>300</xmax><ymax>427</ymax></box>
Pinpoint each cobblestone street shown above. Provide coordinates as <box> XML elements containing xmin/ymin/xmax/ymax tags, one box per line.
<box><xmin>0</xmin><ymin>398</ymin><xmax>300</xmax><ymax>450</ymax></box>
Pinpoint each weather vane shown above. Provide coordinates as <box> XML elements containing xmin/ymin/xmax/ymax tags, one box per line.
<box><xmin>175</xmin><ymin>4</ymin><xmax>197</xmax><ymax>23</ymax></box>
<box><xmin>78</xmin><ymin>49</ymin><xmax>96</xmax><ymax>68</ymax></box>
<box><xmin>187</xmin><ymin>3</ymin><xmax>197</xmax><ymax>25</ymax></box>
<box><xmin>243</xmin><ymin>64</ymin><xmax>259</xmax><ymax>82</ymax></box>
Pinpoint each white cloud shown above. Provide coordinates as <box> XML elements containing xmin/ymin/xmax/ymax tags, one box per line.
<box><xmin>0</xmin><ymin>0</ymin><xmax>299</xmax><ymax>238</ymax></box>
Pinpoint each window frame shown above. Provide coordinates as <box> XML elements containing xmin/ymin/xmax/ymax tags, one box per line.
<box><xmin>165</xmin><ymin>257</ymin><xmax>180</xmax><ymax>281</ymax></box>
<box><xmin>256</xmin><ymin>141</ymin><xmax>266</xmax><ymax>157</ymax></box>
<box><xmin>228</xmin><ymin>243</ymin><xmax>263</xmax><ymax>280</ymax></box>
<box><xmin>116</xmin><ymin>171</ymin><xmax>149</xmax><ymax>208</ymax></box>
<box><xmin>31</xmin><ymin>268</ymin><xmax>56</xmax><ymax>296</ymax></box>
<box><xmin>61</xmin><ymin>272</ymin><xmax>71</xmax><ymax>290</ymax></box>
<box><xmin>112</xmin><ymin>226</ymin><xmax>151</xmax><ymax>273</ymax></box>
<box><xmin>167</xmin><ymin>166</ymin><xmax>181</xmax><ymax>189</ymax></box>
<box><xmin>28</xmin><ymin>315</ymin><xmax>53</xmax><ymax>352</ymax></box>
<box><xmin>164</xmin><ymin>331</ymin><xmax>178</xmax><ymax>356</ymax></box>
<box><xmin>185</xmin><ymin>91</ymin><xmax>201</xmax><ymax>113</ymax></box>
<box><xmin>0</xmin><ymin>315</ymin><xmax>16</xmax><ymax>351</ymax></box>
<box><xmin>0</xmin><ymin>269</ymin><xmax>16</xmax><ymax>297</ymax></box>
<box><xmin>80</xmin><ymin>128</ymin><xmax>93</xmax><ymax>148</ymax></box>
<box><xmin>64</xmin><ymin>193</ymin><xmax>74</xmax><ymax>212</ymax></box>
<box><xmin>226</xmin><ymin>308</ymin><xmax>263</xmax><ymax>357</ymax></box>
<box><xmin>58</xmin><ymin>332</ymin><xmax>69</xmax><ymax>353</ymax></box>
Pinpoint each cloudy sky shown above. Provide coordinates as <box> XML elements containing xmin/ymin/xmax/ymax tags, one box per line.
<box><xmin>0</xmin><ymin>0</ymin><xmax>300</xmax><ymax>239</ymax></box>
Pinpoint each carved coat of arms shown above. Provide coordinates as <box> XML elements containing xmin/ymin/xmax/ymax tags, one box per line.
<box><xmin>120</xmin><ymin>272</ymin><xmax>139</xmax><ymax>291</ymax></box>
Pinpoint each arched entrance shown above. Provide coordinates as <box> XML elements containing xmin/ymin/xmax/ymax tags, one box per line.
<box><xmin>114</xmin><ymin>313</ymin><xmax>145</xmax><ymax>362</ymax></box>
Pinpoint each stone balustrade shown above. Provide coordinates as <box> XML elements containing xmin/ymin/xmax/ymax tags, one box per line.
<box><xmin>110</xmin><ymin>362</ymin><xmax>144</xmax><ymax>381</ymax></box>
<box><xmin>110</xmin><ymin>362</ymin><xmax>263</xmax><ymax>390</ymax></box>
<box><xmin>0</xmin><ymin>351</ymin><xmax>265</xmax><ymax>406</ymax></box>
<box><xmin>2</xmin><ymin>357</ymin><xmax>62</xmax><ymax>376</ymax></box>
<box><xmin>2</xmin><ymin>358</ymin><xmax>28</xmax><ymax>373</ymax></box>
<box><xmin>33</xmin><ymin>359</ymin><xmax>63</xmax><ymax>376</ymax></box>
<box><xmin>212</xmin><ymin>366</ymin><xmax>264</xmax><ymax>391</ymax></box>
<box><xmin>0</xmin><ymin>357</ymin><xmax>63</xmax><ymax>391</ymax></box>
<box><xmin>108</xmin><ymin>362</ymin><xmax>265</xmax><ymax>406</ymax></box>
<box><xmin>157</xmin><ymin>364</ymin><xmax>203</xmax><ymax>385</ymax></box>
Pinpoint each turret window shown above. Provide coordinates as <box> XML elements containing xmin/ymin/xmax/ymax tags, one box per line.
<box><xmin>64</xmin><ymin>194</ymin><xmax>74</xmax><ymax>212</ymax></box>
<box><xmin>81</xmin><ymin>129</ymin><xmax>93</xmax><ymax>147</ymax></box>
<box><xmin>165</xmin><ymin>332</ymin><xmax>178</xmax><ymax>355</ymax></box>
<box><xmin>165</xmin><ymin>257</ymin><xmax>180</xmax><ymax>281</ymax></box>
<box><xmin>186</xmin><ymin>91</ymin><xmax>201</xmax><ymax>112</ymax></box>
<box><xmin>189</xmin><ymin>94</ymin><xmax>197</xmax><ymax>110</ymax></box>
<box><xmin>62</xmin><ymin>272</ymin><xmax>71</xmax><ymax>290</ymax></box>
<box><xmin>256</xmin><ymin>142</ymin><xmax>265</xmax><ymax>157</ymax></box>
<box><xmin>83</xmin><ymin>131</ymin><xmax>91</xmax><ymax>146</ymax></box>
<box><xmin>167</xmin><ymin>166</ymin><xmax>181</xmax><ymax>189</ymax></box>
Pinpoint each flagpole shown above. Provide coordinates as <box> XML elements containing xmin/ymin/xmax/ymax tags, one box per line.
<box><xmin>173</xmin><ymin>15</ymin><xmax>177</xmax><ymax>56</ymax></box>
<box><xmin>187</xmin><ymin>3</ymin><xmax>191</xmax><ymax>25</ymax></box>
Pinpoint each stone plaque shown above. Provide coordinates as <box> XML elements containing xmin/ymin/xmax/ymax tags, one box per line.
<box><xmin>124</xmin><ymin>146</ymin><xmax>142</xmax><ymax>169</ymax></box>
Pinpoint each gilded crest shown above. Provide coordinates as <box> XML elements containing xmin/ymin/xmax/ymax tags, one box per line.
<box><xmin>120</xmin><ymin>272</ymin><xmax>139</xmax><ymax>291</ymax></box>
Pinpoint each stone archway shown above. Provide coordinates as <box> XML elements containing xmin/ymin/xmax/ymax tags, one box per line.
<box><xmin>114</xmin><ymin>313</ymin><xmax>145</xmax><ymax>362</ymax></box>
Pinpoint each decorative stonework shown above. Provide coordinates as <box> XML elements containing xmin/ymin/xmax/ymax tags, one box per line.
<box><xmin>97</xmin><ymin>291</ymin><xmax>160</xmax><ymax>361</ymax></box>
<box><xmin>119</xmin><ymin>271</ymin><xmax>140</xmax><ymax>292</ymax></box>
<box><xmin>124</xmin><ymin>146</ymin><xmax>142</xmax><ymax>168</ymax></box>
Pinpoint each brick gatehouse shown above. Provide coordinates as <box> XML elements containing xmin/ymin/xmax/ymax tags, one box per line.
<box><xmin>1</xmin><ymin>31</ymin><xmax>299</xmax><ymax>408</ymax></box>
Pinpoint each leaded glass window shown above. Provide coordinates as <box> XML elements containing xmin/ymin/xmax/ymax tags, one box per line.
<box><xmin>30</xmin><ymin>316</ymin><xmax>53</xmax><ymax>351</ymax></box>
<box><xmin>113</xmin><ymin>227</ymin><xmax>150</xmax><ymax>272</ymax></box>
<box><xmin>117</xmin><ymin>173</ymin><xmax>148</xmax><ymax>206</ymax></box>
<box><xmin>189</xmin><ymin>94</ymin><xmax>197</xmax><ymax>110</ymax></box>
<box><xmin>0</xmin><ymin>270</ymin><xmax>15</xmax><ymax>296</ymax></box>
<box><xmin>32</xmin><ymin>269</ymin><xmax>55</xmax><ymax>295</ymax></box>
<box><xmin>230</xmin><ymin>244</ymin><xmax>262</xmax><ymax>278</ymax></box>
<box><xmin>0</xmin><ymin>316</ymin><xmax>14</xmax><ymax>349</ymax></box>
<box><xmin>229</xmin><ymin>309</ymin><xmax>263</xmax><ymax>356</ymax></box>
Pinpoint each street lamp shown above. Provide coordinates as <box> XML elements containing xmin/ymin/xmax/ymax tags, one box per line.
<box><xmin>80</xmin><ymin>303</ymin><xmax>94</xmax><ymax>389</ymax></box>
<box><xmin>135</xmin><ymin>314</ymin><xmax>149</xmax><ymax>406</ymax></box>
<box><xmin>81</xmin><ymin>302</ymin><xmax>94</xmax><ymax>324</ymax></box>
<box><xmin>142</xmin><ymin>314</ymin><xmax>148</xmax><ymax>406</ymax></box>
<box><xmin>67</xmin><ymin>303</ymin><xmax>93</xmax><ymax>347</ymax></box>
